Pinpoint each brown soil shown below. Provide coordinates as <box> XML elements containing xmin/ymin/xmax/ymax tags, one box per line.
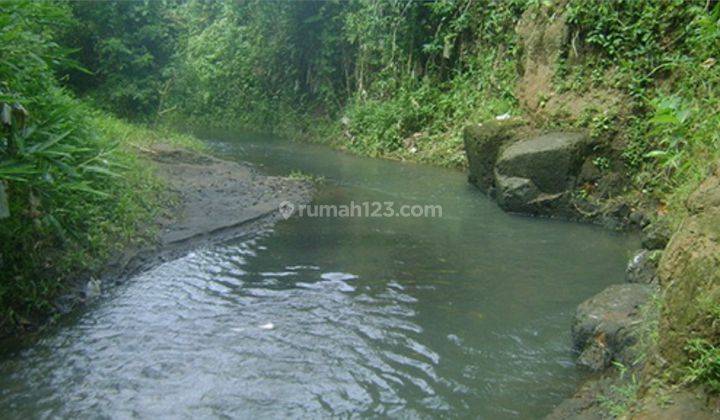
<box><xmin>103</xmin><ymin>143</ymin><xmax>313</xmax><ymax>280</ymax></box>
<box><xmin>515</xmin><ymin>1</ymin><xmax>630</xmax><ymax>125</ymax></box>
<box><xmin>150</xmin><ymin>144</ymin><xmax>311</xmax><ymax>246</ymax></box>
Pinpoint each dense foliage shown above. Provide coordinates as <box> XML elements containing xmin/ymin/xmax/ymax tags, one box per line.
<box><xmin>63</xmin><ymin>0</ymin><xmax>526</xmax><ymax>165</ymax></box>
<box><xmin>61</xmin><ymin>0</ymin><xmax>180</xmax><ymax>118</ymax></box>
<box><xmin>65</xmin><ymin>0</ymin><xmax>719</xmax><ymax>195</ymax></box>
<box><xmin>0</xmin><ymin>0</ymin><xmax>194</xmax><ymax>332</ymax></box>
<box><xmin>562</xmin><ymin>0</ymin><xmax>720</xmax><ymax>216</ymax></box>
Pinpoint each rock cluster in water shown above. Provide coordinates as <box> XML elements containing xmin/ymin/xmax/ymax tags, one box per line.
<box><xmin>463</xmin><ymin>119</ymin><xmax>636</xmax><ymax>225</ymax></box>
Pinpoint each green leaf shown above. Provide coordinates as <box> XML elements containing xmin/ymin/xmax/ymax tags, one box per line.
<box><xmin>650</xmin><ymin>113</ymin><xmax>679</xmax><ymax>125</ymax></box>
<box><xmin>81</xmin><ymin>165</ymin><xmax>120</xmax><ymax>177</ymax></box>
<box><xmin>65</xmin><ymin>182</ymin><xmax>111</xmax><ymax>198</ymax></box>
<box><xmin>26</xmin><ymin>129</ymin><xmax>72</xmax><ymax>154</ymax></box>
<box><xmin>644</xmin><ymin>150</ymin><xmax>668</xmax><ymax>158</ymax></box>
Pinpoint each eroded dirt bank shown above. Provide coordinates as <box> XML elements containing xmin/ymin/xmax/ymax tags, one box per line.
<box><xmin>103</xmin><ymin>144</ymin><xmax>313</xmax><ymax>288</ymax></box>
<box><xmin>18</xmin><ymin>144</ymin><xmax>313</xmax><ymax>338</ymax></box>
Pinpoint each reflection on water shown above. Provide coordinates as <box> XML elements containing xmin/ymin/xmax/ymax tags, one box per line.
<box><xmin>0</xmin><ymin>132</ymin><xmax>638</xmax><ymax>418</ymax></box>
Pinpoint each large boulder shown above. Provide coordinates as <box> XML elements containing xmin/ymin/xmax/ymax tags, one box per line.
<box><xmin>463</xmin><ymin>121</ymin><xmax>596</xmax><ymax>217</ymax></box>
<box><xmin>496</xmin><ymin>132</ymin><xmax>592</xmax><ymax>192</ymax></box>
<box><xmin>463</xmin><ymin>120</ymin><xmax>525</xmax><ymax>194</ymax></box>
<box><xmin>572</xmin><ymin>283</ymin><xmax>655</xmax><ymax>371</ymax></box>
<box><xmin>494</xmin><ymin>131</ymin><xmax>592</xmax><ymax>213</ymax></box>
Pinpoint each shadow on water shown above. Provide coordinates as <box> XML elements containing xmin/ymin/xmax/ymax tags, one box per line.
<box><xmin>0</xmin><ymin>130</ymin><xmax>638</xmax><ymax>418</ymax></box>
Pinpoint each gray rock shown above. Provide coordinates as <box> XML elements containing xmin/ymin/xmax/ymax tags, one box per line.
<box><xmin>495</xmin><ymin>174</ymin><xmax>540</xmax><ymax>211</ymax></box>
<box><xmin>628</xmin><ymin>210</ymin><xmax>650</xmax><ymax>228</ymax></box>
<box><xmin>577</xmin><ymin>341</ymin><xmax>612</xmax><ymax>373</ymax></box>
<box><xmin>597</xmin><ymin>201</ymin><xmax>632</xmax><ymax>231</ymax></box>
<box><xmin>626</xmin><ymin>249</ymin><xmax>659</xmax><ymax>284</ymax></box>
<box><xmin>496</xmin><ymin>131</ymin><xmax>592</xmax><ymax>194</ymax></box>
<box><xmin>578</xmin><ymin>157</ymin><xmax>602</xmax><ymax>184</ymax></box>
<box><xmin>641</xmin><ymin>220</ymin><xmax>672</xmax><ymax>250</ymax></box>
<box><xmin>595</xmin><ymin>172</ymin><xmax>626</xmax><ymax>198</ymax></box>
<box><xmin>572</xmin><ymin>283</ymin><xmax>654</xmax><ymax>371</ymax></box>
<box><xmin>463</xmin><ymin>124</ymin><xmax>606</xmax><ymax>220</ymax></box>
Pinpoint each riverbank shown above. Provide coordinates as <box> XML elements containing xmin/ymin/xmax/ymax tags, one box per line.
<box><xmin>1</xmin><ymin>123</ymin><xmax>312</xmax><ymax>339</ymax></box>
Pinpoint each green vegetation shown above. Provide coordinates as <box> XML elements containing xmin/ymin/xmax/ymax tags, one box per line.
<box><xmin>685</xmin><ymin>339</ymin><xmax>720</xmax><ymax>393</ymax></box>
<box><xmin>681</xmin><ymin>290</ymin><xmax>720</xmax><ymax>393</ymax></box>
<box><xmin>561</xmin><ymin>0</ymin><xmax>720</xmax><ymax>226</ymax></box>
<box><xmin>61</xmin><ymin>0</ymin><xmax>180</xmax><ymax>119</ymax></box>
<box><xmin>598</xmin><ymin>362</ymin><xmax>641</xmax><ymax>418</ymax></box>
<box><xmin>0</xmin><ymin>1</ymin><xmax>200</xmax><ymax>333</ymax></box>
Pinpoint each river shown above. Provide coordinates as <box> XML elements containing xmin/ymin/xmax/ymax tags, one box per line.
<box><xmin>0</xmin><ymin>131</ymin><xmax>638</xmax><ymax>418</ymax></box>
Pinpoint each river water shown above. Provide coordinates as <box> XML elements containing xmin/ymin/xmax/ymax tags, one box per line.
<box><xmin>0</xmin><ymin>132</ymin><xmax>637</xmax><ymax>418</ymax></box>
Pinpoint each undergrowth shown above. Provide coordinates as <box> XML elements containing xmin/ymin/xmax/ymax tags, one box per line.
<box><xmin>684</xmin><ymin>339</ymin><xmax>720</xmax><ymax>393</ymax></box>
<box><xmin>562</xmin><ymin>0</ymin><xmax>720</xmax><ymax>228</ymax></box>
<box><xmin>598</xmin><ymin>362</ymin><xmax>641</xmax><ymax>418</ymax></box>
<box><xmin>0</xmin><ymin>0</ymin><xmax>202</xmax><ymax>333</ymax></box>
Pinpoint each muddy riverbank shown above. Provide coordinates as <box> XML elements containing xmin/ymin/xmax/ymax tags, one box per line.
<box><xmin>12</xmin><ymin>144</ymin><xmax>312</xmax><ymax>339</ymax></box>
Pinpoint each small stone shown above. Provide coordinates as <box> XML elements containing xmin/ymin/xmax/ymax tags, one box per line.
<box><xmin>84</xmin><ymin>278</ymin><xmax>101</xmax><ymax>300</ymax></box>
<box><xmin>628</xmin><ymin>210</ymin><xmax>650</xmax><ymax>228</ymax></box>
<box><xmin>577</xmin><ymin>340</ymin><xmax>612</xmax><ymax>372</ymax></box>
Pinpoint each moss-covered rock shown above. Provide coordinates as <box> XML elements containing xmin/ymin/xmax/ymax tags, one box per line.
<box><xmin>495</xmin><ymin>131</ymin><xmax>592</xmax><ymax>194</ymax></box>
<box><xmin>462</xmin><ymin>119</ymin><xmax>525</xmax><ymax>194</ymax></box>
<box><xmin>463</xmin><ymin>122</ymin><xmax>618</xmax><ymax>220</ymax></box>
<box><xmin>686</xmin><ymin>171</ymin><xmax>720</xmax><ymax>215</ymax></box>
<box><xmin>572</xmin><ymin>283</ymin><xmax>655</xmax><ymax>371</ymax></box>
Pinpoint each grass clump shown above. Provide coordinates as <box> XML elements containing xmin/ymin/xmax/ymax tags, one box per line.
<box><xmin>598</xmin><ymin>362</ymin><xmax>641</xmax><ymax>418</ymax></box>
<box><xmin>684</xmin><ymin>339</ymin><xmax>720</xmax><ymax>393</ymax></box>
